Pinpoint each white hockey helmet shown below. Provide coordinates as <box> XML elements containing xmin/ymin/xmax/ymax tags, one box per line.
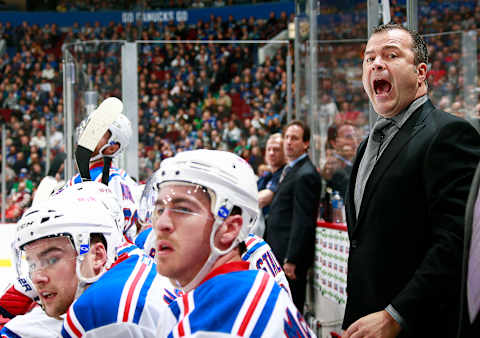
<box><xmin>90</xmin><ymin>113</ymin><xmax>132</xmax><ymax>162</ymax></box>
<box><xmin>139</xmin><ymin>150</ymin><xmax>259</xmax><ymax>291</ymax></box>
<box><xmin>13</xmin><ymin>181</ymin><xmax>123</xmax><ymax>287</ymax></box>
<box><xmin>140</xmin><ymin>150</ymin><xmax>259</xmax><ymax>241</ymax></box>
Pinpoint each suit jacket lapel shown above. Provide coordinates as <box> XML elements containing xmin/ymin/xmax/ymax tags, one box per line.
<box><xmin>282</xmin><ymin>156</ymin><xmax>307</xmax><ymax>183</ymax></box>
<box><xmin>270</xmin><ymin>156</ymin><xmax>308</xmax><ymax>205</ymax></box>
<box><xmin>352</xmin><ymin>101</ymin><xmax>433</xmax><ymax>236</ymax></box>
<box><xmin>346</xmin><ymin>140</ymin><xmax>366</xmax><ymax>236</ymax></box>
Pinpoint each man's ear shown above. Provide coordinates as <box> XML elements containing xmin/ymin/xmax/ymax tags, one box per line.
<box><xmin>90</xmin><ymin>242</ymin><xmax>107</xmax><ymax>275</ymax></box>
<box><xmin>215</xmin><ymin>214</ymin><xmax>243</xmax><ymax>250</ymax></box>
<box><xmin>416</xmin><ymin>62</ymin><xmax>428</xmax><ymax>84</ymax></box>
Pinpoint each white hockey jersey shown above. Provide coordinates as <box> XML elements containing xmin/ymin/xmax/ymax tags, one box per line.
<box><xmin>241</xmin><ymin>233</ymin><xmax>291</xmax><ymax>298</ymax></box>
<box><xmin>61</xmin><ymin>244</ymin><xmax>172</xmax><ymax>338</ymax></box>
<box><xmin>0</xmin><ymin>306</ymin><xmax>63</xmax><ymax>338</ymax></box>
<box><xmin>135</xmin><ymin>229</ymin><xmax>291</xmax><ymax>298</ymax></box>
<box><xmin>67</xmin><ymin>162</ymin><xmax>139</xmax><ymax>241</ymax></box>
<box><xmin>155</xmin><ymin>262</ymin><xmax>315</xmax><ymax>338</ymax></box>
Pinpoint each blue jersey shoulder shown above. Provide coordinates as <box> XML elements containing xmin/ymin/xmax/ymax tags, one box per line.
<box><xmin>176</xmin><ymin>270</ymin><xmax>281</xmax><ymax>336</ymax></box>
<box><xmin>0</xmin><ymin>326</ymin><xmax>22</xmax><ymax>338</ymax></box>
<box><xmin>135</xmin><ymin>227</ymin><xmax>153</xmax><ymax>250</ymax></box>
<box><xmin>69</xmin><ymin>253</ymin><xmax>157</xmax><ymax>332</ymax></box>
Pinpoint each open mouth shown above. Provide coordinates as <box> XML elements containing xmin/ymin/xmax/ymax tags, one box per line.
<box><xmin>40</xmin><ymin>291</ymin><xmax>56</xmax><ymax>300</ymax></box>
<box><xmin>373</xmin><ymin>79</ymin><xmax>392</xmax><ymax>95</ymax></box>
<box><xmin>157</xmin><ymin>241</ymin><xmax>173</xmax><ymax>255</ymax></box>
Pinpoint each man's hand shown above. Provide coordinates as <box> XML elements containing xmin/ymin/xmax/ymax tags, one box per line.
<box><xmin>283</xmin><ymin>262</ymin><xmax>296</xmax><ymax>280</ymax></box>
<box><xmin>342</xmin><ymin>310</ymin><xmax>401</xmax><ymax>338</ymax></box>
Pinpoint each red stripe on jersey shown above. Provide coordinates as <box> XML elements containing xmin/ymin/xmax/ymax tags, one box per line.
<box><xmin>122</xmin><ymin>263</ymin><xmax>147</xmax><ymax>322</ymax></box>
<box><xmin>178</xmin><ymin>294</ymin><xmax>190</xmax><ymax>337</ymax></box>
<box><xmin>237</xmin><ymin>272</ymin><xmax>269</xmax><ymax>336</ymax></box>
<box><xmin>245</xmin><ymin>237</ymin><xmax>256</xmax><ymax>248</ymax></box>
<box><xmin>66</xmin><ymin>309</ymin><xmax>82</xmax><ymax>338</ymax></box>
<box><xmin>123</xmin><ymin>233</ymin><xmax>134</xmax><ymax>244</ymax></box>
<box><xmin>200</xmin><ymin>261</ymin><xmax>249</xmax><ymax>286</ymax></box>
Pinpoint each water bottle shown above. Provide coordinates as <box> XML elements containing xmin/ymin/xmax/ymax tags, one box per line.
<box><xmin>322</xmin><ymin>187</ymin><xmax>332</xmax><ymax>222</ymax></box>
<box><xmin>331</xmin><ymin>190</ymin><xmax>344</xmax><ymax>223</ymax></box>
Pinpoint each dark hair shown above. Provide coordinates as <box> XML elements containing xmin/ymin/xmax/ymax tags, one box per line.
<box><xmin>229</xmin><ymin>206</ymin><xmax>248</xmax><ymax>255</ymax></box>
<box><xmin>284</xmin><ymin>119</ymin><xmax>310</xmax><ymax>142</ymax></box>
<box><xmin>90</xmin><ymin>233</ymin><xmax>107</xmax><ymax>251</ymax></box>
<box><xmin>372</xmin><ymin>23</ymin><xmax>428</xmax><ymax>65</ymax></box>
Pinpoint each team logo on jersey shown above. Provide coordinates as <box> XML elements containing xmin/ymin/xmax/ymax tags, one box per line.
<box><xmin>121</xmin><ymin>183</ymin><xmax>134</xmax><ymax>202</ymax></box>
<box><xmin>284</xmin><ymin>308</ymin><xmax>312</xmax><ymax>337</ymax></box>
<box><xmin>17</xmin><ymin>277</ymin><xmax>32</xmax><ymax>292</ymax></box>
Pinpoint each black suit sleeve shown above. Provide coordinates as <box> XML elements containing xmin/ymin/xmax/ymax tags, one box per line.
<box><xmin>391</xmin><ymin>120</ymin><xmax>480</xmax><ymax>332</ymax></box>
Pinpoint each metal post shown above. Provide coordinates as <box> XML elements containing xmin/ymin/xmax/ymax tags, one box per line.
<box><xmin>287</xmin><ymin>52</ymin><xmax>293</xmax><ymax>123</ymax></box>
<box><xmin>367</xmin><ymin>0</ymin><xmax>380</xmax><ymax>38</ymax></box>
<box><xmin>45</xmin><ymin>117</ymin><xmax>50</xmax><ymax>176</ymax></box>
<box><xmin>308</xmin><ymin>0</ymin><xmax>318</xmax><ymax>127</ymax></box>
<box><xmin>2</xmin><ymin>124</ymin><xmax>5</xmax><ymax>223</ymax></box>
<box><xmin>406</xmin><ymin>0</ymin><xmax>418</xmax><ymax>32</ymax></box>
<box><xmin>84</xmin><ymin>90</ymin><xmax>98</xmax><ymax>116</ymax></box>
<box><xmin>62</xmin><ymin>47</ymin><xmax>75</xmax><ymax>180</ymax></box>
<box><xmin>367</xmin><ymin>0</ymin><xmax>380</xmax><ymax>128</ymax></box>
<box><xmin>462</xmin><ymin>30</ymin><xmax>478</xmax><ymax>131</ymax></box>
<box><xmin>121</xmin><ymin>42</ymin><xmax>139</xmax><ymax>181</ymax></box>
<box><xmin>294</xmin><ymin>16</ymin><xmax>301</xmax><ymax>121</ymax></box>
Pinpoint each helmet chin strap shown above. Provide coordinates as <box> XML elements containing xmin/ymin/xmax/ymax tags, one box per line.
<box><xmin>73</xmin><ymin>234</ymin><xmax>107</xmax><ymax>298</ymax></box>
<box><xmin>74</xmin><ymin>256</ymin><xmax>106</xmax><ymax>299</ymax></box>
<box><xmin>180</xmin><ymin>203</ymin><xmax>239</xmax><ymax>293</ymax></box>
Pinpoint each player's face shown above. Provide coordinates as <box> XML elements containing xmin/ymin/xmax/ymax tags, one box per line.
<box><xmin>93</xmin><ymin>131</ymin><xmax>109</xmax><ymax>154</ymax></box>
<box><xmin>152</xmin><ymin>183</ymin><xmax>214</xmax><ymax>287</ymax></box>
<box><xmin>25</xmin><ymin>236</ymin><xmax>78</xmax><ymax>318</ymax></box>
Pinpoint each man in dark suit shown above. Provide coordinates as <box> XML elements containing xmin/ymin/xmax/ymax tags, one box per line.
<box><xmin>458</xmin><ymin>161</ymin><xmax>480</xmax><ymax>337</ymax></box>
<box><xmin>342</xmin><ymin>24</ymin><xmax>480</xmax><ymax>338</ymax></box>
<box><xmin>265</xmin><ymin>120</ymin><xmax>322</xmax><ymax>313</ymax></box>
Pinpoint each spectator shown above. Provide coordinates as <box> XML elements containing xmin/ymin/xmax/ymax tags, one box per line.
<box><xmin>216</xmin><ymin>86</ymin><xmax>232</xmax><ymax>112</ymax></box>
<box><xmin>223</xmin><ymin>119</ymin><xmax>242</xmax><ymax>149</ymax></box>
<box><xmin>12</xmin><ymin>152</ymin><xmax>27</xmax><ymax>175</ymax></box>
<box><xmin>5</xmin><ymin>181</ymin><xmax>31</xmax><ymax>221</ymax></box>
<box><xmin>48</xmin><ymin>124</ymin><xmax>63</xmax><ymax>149</ymax></box>
<box><xmin>29</xmin><ymin>129</ymin><xmax>47</xmax><ymax>150</ymax></box>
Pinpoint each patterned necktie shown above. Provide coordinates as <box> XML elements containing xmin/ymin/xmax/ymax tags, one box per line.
<box><xmin>468</xmin><ymin>192</ymin><xmax>480</xmax><ymax>322</ymax></box>
<box><xmin>354</xmin><ymin>118</ymin><xmax>394</xmax><ymax>217</ymax></box>
<box><xmin>279</xmin><ymin>165</ymin><xmax>292</xmax><ymax>183</ymax></box>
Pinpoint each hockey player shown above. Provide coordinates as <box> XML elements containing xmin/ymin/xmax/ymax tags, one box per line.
<box><xmin>0</xmin><ymin>110</ymin><xmax>139</xmax><ymax>330</ymax></box>
<box><xmin>142</xmin><ymin>150</ymin><xmax>314</xmax><ymax>337</ymax></box>
<box><xmin>1</xmin><ymin>182</ymin><xmax>169</xmax><ymax>337</ymax></box>
<box><xmin>70</xmin><ymin>104</ymin><xmax>140</xmax><ymax>242</ymax></box>
<box><xmin>137</xmin><ymin>168</ymin><xmax>291</xmax><ymax>297</ymax></box>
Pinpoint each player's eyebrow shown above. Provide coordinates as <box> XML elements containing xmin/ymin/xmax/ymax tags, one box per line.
<box><xmin>155</xmin><ymin>196</ymin><xmax>201</xmax><ymax>208</ymax></box>
<box><xmin>26</xmin><ymin>247</ymin><xmax>63</xmax><ymax>262</ymax></box>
